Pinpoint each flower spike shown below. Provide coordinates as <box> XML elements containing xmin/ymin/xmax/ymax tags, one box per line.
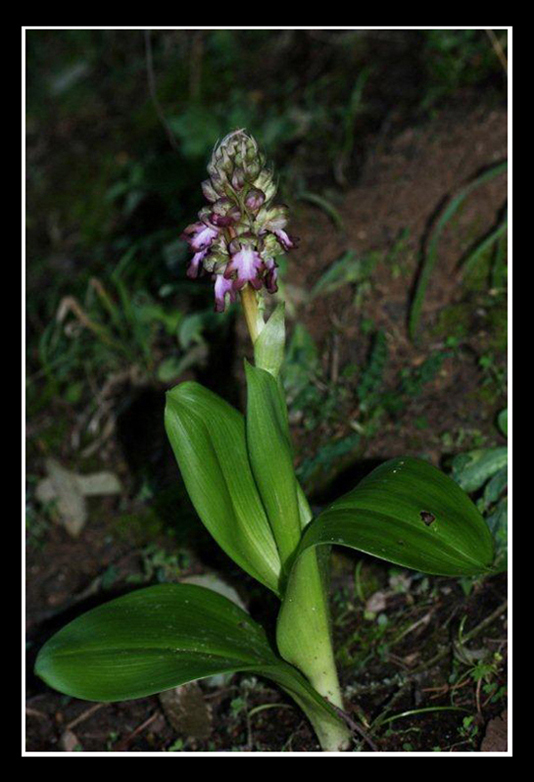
<box><xmin>181</xmin><ymin>130</ymin><xmax>296</xmax><ymax>320</ymax></box>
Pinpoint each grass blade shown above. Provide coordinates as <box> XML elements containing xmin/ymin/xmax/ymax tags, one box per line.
<box><xmin>409</xmin><ymin>160</ymin><xmax>507</xmax><ymax>340</ymax></box>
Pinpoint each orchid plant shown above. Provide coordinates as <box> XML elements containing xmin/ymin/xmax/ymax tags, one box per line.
<box><xmin>35</xmin><ymin>131</ymin><xmax>495</xmax><ymax>752</ymax></box>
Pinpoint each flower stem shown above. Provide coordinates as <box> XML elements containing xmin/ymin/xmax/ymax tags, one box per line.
<box><xmin>240</xmin><ymin>284</ymin><xmax>264</xmax><ymax>344</ymax></box>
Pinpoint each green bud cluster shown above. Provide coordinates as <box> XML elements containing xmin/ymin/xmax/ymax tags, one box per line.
<box><xmin>204</xmin><ymin>129</ymin><xmax>277</xmax><ymax>206</ymax></box>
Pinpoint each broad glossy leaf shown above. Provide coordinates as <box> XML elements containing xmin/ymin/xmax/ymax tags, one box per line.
<box><xmin>277</xmin><ymin>457</ymin><xmax>495</xmax><ymax>685</ymax></box>
<box><xmin>165</xmin><ymin>382</ymin><xmax>281</xmax><ymax>594</ymax></box>
<box><xmin>35</xmin><ymin>584</ymin><xmax>278</xmax><ymax>701</ymax></box>
<box><xmin>245</xmin><ymin>363</ymin><xmax>301</xmax><ymax>569</ymax></box>
<box><xmin>298</xmin><ymin>456</ymin><xmax>495</xmax><ymax>577</ymax></box>
<box><xmin>35</xmin><ymin>584</ymin><xmax>348</xmax><ymax>748</ymax></box>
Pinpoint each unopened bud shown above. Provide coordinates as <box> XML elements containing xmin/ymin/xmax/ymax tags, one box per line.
<box><xmin>201</xmin><ymin>179</ymin><xmax>219</xmax><ymax>203</ymax></box>
<box><xmin>231</xmin><ymin>168</ymin><xmax>246</xmax><ymax>191</ymax></box>
<box><xmin>245</xmin><ymin>188</ymin><xmax>265</xmax><ymax>213</ymax></box>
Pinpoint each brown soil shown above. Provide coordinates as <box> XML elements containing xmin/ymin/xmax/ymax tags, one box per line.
<box><xmin>278</xmin><ymin>104</ymin><xmax>507</xmax><ymax>476</ymax></box>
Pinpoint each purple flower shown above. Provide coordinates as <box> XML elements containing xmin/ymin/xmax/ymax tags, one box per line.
<box><xmin>187</xmin><ymin>250</ymin><xmax>208</xmax><ymax>279</ymax></box>
<box><xmin>209</xmin><ymin>198</ymin><xmax>241</xmax><ymax>227</ymax></box>
<box><xmin>255</xmin><ymin>205</ymin><xmax>297</xmax><ymax>251</ymax></box>
<box><xmin>264</xmin><ymin>257</ymin><xmax>279</xmax><ymax>294</ymax></box>
<box><xmin>274</xmin><ymin>229</ymin><xmax>295</xmax><ymax>252</ymax></box>
<box><xmin>209</xmin><ymin>213</ymin><xmax>235</xmax><ymax>228</ymax></box>
<box><xmin>214</xmin><ymin>273</ymin><xmax>237</xmax><ymax>312</ymax></box>
<box><xmin>231</xmin><ymin>168</ymin><xmax>245</xmax><ymax>191</ymax></box>
<box><xmin>182</xmin><ymin>221</ymin><xmax>219</xmax><ymax>252</ymax></box>
<box><xmin>245</xmin><ymin>188</ymin><xmax>265</xmax><ymax>213</ymax></box>
<box><xmin>257</xmin><ymin>205</ymin><xmax>288</xmax><ymax>234</ymax></box>
<box><xmin>225</xmin><ymin>244</ymin><xmax>264</xmax><ymax>290</ymax></box>
<box><xmin>181</xmin><ymin>130</ymin><xmax>295</xmax><ymax>312</ymax></box>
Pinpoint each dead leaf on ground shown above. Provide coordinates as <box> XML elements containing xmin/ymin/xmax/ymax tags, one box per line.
<box><xmin>36</xmin><ymin>458</ymin><xmax>121</xmax><ymax>537</ymax></box>
<box><xmin>481</xmin><ymin>710</ymin><xmax>507</xmax><ymax>752</ymax></box>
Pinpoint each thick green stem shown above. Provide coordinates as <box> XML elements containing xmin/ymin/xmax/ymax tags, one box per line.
<box><xmin>245</xmin><ymin>299</ymin><xmax>349</xmax><ymax>749</ymax></box>
<box><xmin>283</xmin><ymin>686</ymin><xmax>352</xmax><ymax>752</ymax></box>
<box><xmin>240</xmin><ymin>284</ymin><xmax>264</xmax><ymax>344</ymax></box>
<box><xmin>276</xmin><ymin>490</ymin><xmax>351</xmax><ymax>750</ymax></box>
<box><xmin>266</xmin><ymin>664</ymin><xmax>351</xmax><ymax>752</ymax></box>
<box><xmin>278</xmin><ymin>547</ymin><xmax>345</xmax><ymax>700</ymax></box>
<box><xmin>277</xmin><ymin>549</ymin><xmax>351</xmax><ymax>750</ymax></box>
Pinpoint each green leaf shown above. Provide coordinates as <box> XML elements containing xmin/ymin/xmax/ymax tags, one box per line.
<box><xmin>178</xmin><ymin>311</ymin><xmax>217</xmax><ymax>350</ymax></box>
<box><xmin>245</xmin><ymin>362</ymin><xmax>301</xmax><ymax>569</ymax></box>
<box><xmin>409</xmin><ymin>160</ymin><xmax>507</xmax><ymax>340</ymax></box>
<box><xmin>451</xmin><ymin>447</ymin><xmax>508</xmax><ymax>494</ymax></box>
<box><xmin>282</xmin><ymin>323</ymin><xmax>319</xmax><ymax>397</ymax></box>
<box><xmin>310</xmin><ymin>250</ymin><xmax>377</xmax><ymax>299</ymax></box>
<box><xmin>35</xmin><ymin>583</ymin><xmax>349</xmax><ymax>749</ymax></box>
<box><xmin>497</xmin><ymin>408</ymin><xmax>508</xmax><ymax>437</ymax></box>
<box><xmin>165</xmin><ymin>382</ymin><xmax>281</xmax><ymax>594</ymax></box>
<box><xmin>297</xmin><ymin>192</ymin><xmax>344</xmax><ymax>231</ymax></box>
<box><xmin>460</xmin><ymin>218</ymin><xmax>508</xmax><ymax>276</ymax></box>
<box><xmin>35</xmin><ymin>584</ymin><xmax>276</xmax><ymax>701</ymax></box>
<box><xmin>277</xmin><ymin>457</ymin><xmax>495</xmax><ymax>687</ymax></box>
<box><xmin>295</xmin><ymin>456</ymin><xmax>495</xmax><ymax>578</ymax></box>
<box><xmin>156</xmin><ymin>344</ymin><xmax>207</xmax><ymax>382</ymax></box>
<box><xmin>483</xmin><ymin>465</ymin><xmax>507</xmax><ymax>506</ymax></box>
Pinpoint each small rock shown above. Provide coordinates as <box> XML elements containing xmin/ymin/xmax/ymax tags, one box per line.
<box><xmin>60</xmin><ymin>729</ymin><xmax>82</xmax><ymax>752</ymax></box>
<box><xmin>366</xmin><ymin>590</ymin><xmax>387</xmax><ymax>614</ymax></box>
<box><xmin>159</xmin><ymin>682</ymin><xmax>212</xmax><ymax>740</ymax></box>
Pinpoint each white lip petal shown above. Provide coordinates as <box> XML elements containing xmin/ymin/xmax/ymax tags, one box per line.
<box><xmin>229</xmin><ymin>247</ymin><xmax>263</xmax><ymax>285</ymax></box>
